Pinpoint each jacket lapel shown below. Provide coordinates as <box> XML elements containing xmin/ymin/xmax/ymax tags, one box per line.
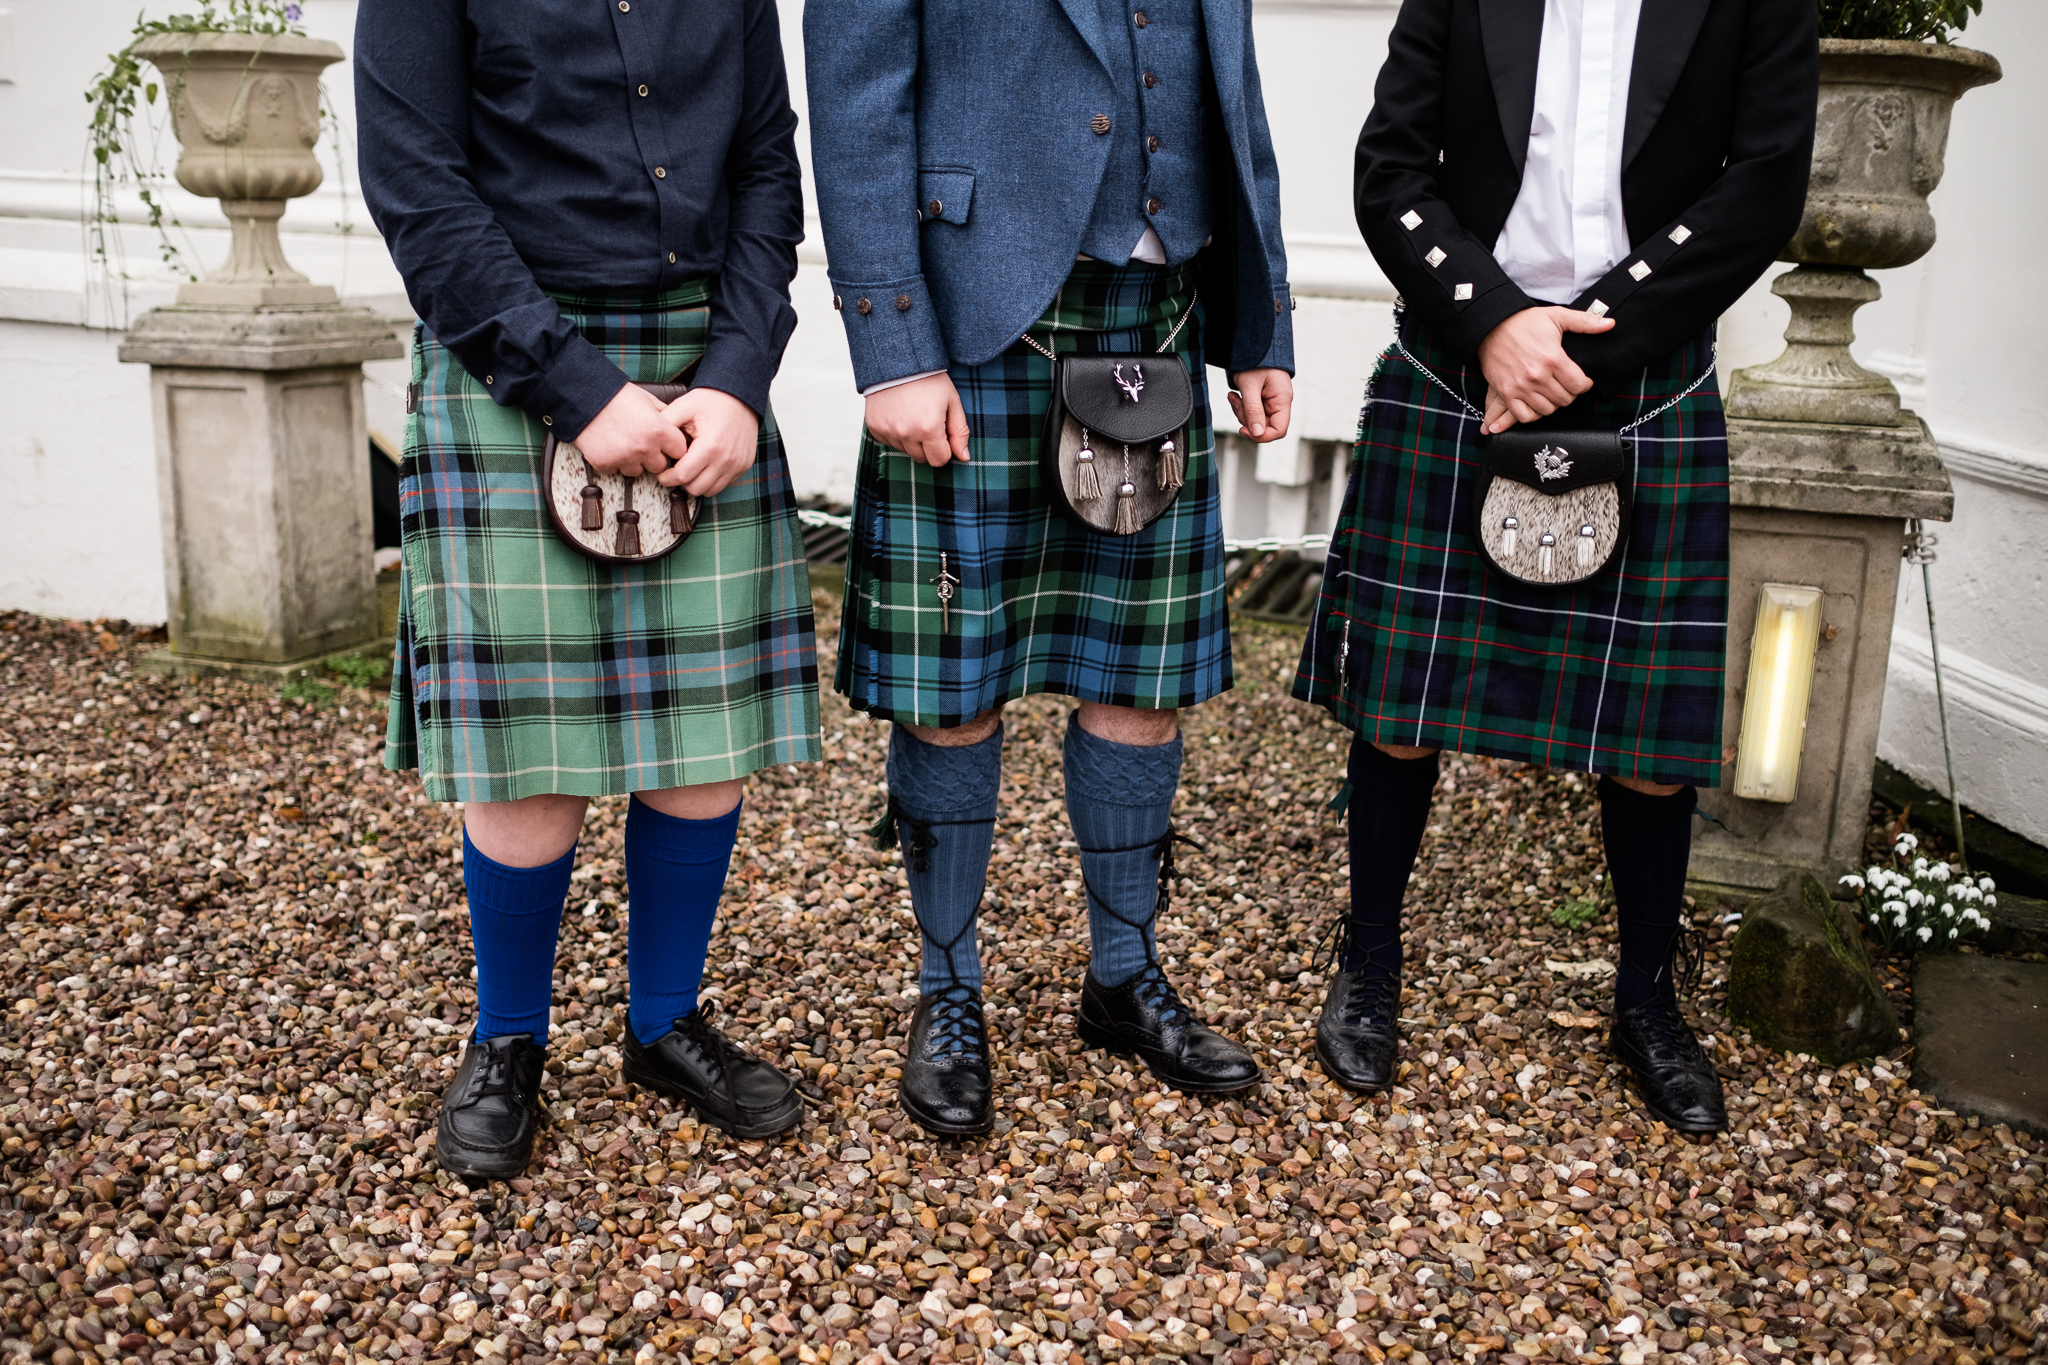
<box><xmin>1478</xmin><ymin>0</ymin><xmax>1545</xmax><ymax>177</ymax></box>
<box><xmin>1623</xmin><ymin>0</ymin><xmax>1713</xmax><ymax>168</ymax></box>
<box><xmin>1054</xmin><ymin>0</ymin><xmax>1115</xmax><ymax>78</ymax></box>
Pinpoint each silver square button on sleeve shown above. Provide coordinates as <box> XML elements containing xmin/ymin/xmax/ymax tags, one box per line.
<box><xmin>1425</xmin><ymin>246</ymin><xmax>1447</xmax><ymax>268</ymax></box>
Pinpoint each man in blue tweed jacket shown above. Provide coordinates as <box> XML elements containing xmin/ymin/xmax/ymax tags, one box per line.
<box><xmin>808</xmin><ymin>0</ymin><xmax>1296</xmax><ymax>1135</ymax></box>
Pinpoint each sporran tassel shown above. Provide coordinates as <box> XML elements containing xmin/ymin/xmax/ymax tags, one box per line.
<box><xmin>671</xmin><ymin>488</ymin><xmax>691</xmax><ymax>534</ymax></box>
<box><xmin>1074</xmin><ymin>431</ymin><xmax>1103</xmax><ymax>501</ymax></box>
<box><xmin>1157</xmin><ymin>435</ymin><xmax>1184</xmax><ymax>491</ymax></box>
<box><xmin>580</xmin><ymin>482</ymin><xmax>604</xmax><ymax>531</ymax></box>
<box><xmin>1538</xmin><ymin>532</ymin><xmax>1555</xmax><ymax>576</ymax></box>
<box><xmin>1114</xmin><ymin>480</ymin><xmax>1139</xmax><ymax>535</ymax></box>
<box><xmin>614</xmin><ymin>508</ymin><xmax>642</xmax><ymax>557</ymax></box>
<box><xmin>1578</xmin><ymin>524</ymin><xmax>1596</xmax><ymax>567</ymax></box>
<box><xmin>1500</xmin><ymin>515</ymin><xmax>1519</xmax><ymax>558</ymax></box>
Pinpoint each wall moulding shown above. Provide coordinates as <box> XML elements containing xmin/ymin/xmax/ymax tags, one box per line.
<box><xmin>1936</xmin><ymin>433</ymin><xmax>2048</xmax><ymax>500</ymax></box>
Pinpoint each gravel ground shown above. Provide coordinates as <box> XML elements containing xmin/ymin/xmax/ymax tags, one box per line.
<box><xmin>1</xmin><ymin>604</ymin><xmax>2043</xmax><ymax>1365</ymax></box>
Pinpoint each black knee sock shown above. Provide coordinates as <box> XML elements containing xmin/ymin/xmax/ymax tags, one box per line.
<box><xmin>1599</xmin><ymin>777</ymin><xmax>1699</xmax><ymax>1012</ymax></box>
<box><xmin>1342</xmin><ymin>739</ymin><xmax>1441</xmax><ymax>976</ymax></box>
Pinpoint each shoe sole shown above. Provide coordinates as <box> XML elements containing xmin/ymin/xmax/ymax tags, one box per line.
<box><xmin>900</xmin><ymin>1092</ymin><xmax>994</xmax><ymax>1138</ymax></box>
<box><xmin>1077</xmin><ymin>1016</ymin><xmax>1262</xmax><ymax>1095</ymax></box>
<box><xmin>1314</xmin><ymin>1035</ymin><xmax>1392</xmax><ymax>1096</ymax></box>
<box><xmin>622</xmin><ymin>1061</ymin><xmax>802</xmax><ymax>1140</ymax></box>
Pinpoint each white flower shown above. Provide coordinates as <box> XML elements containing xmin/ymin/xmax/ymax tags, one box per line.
<box><xmin>1917</xmin><ymin>926</ymin><xmax>1933</xmax><ymax>943</ymax></box>
<box><xmin>1985</xmin><ymin>894</ymin><xmax>1997</xmax><ymax>909</ymax></box>
<box><xmin>1867</xmin><ymin>866</ymin><xmax>1885</xmax><ymax>883</ymax></box>
<box><xmin>1906</xmin><ymin>889</ymin><xmax>1925</xmax><ymax>908</ymax></box>
<box><xmin>1978</xmin><ymin>875</ymin><xmax>1996</xmax><ymax>891</ymax></box>
<box><xmin>1912</xmin><ymin>856</ymin><xmax>1930</xmax><ymax>876</ymax></box>
<box><xmin>1894</xmin><ymin>914</ymin><xmax>1909</xmax><ymax>928</ymax></box>
<box><xmin>1930</xmin><ymin>862</ymin><xmax>1952</xmax><ymax>883</ymax></box>
<box><xmin>1941</xmin><ymin>903</ymin><xmax>1955</xmax><ymax>918</ymax></box>
<box><xmin>1883</xmin><ymin>899</ymin><xmax>1906</xmax><ymax>916</ymax></box>
<box><xmin>1948</xmin><ymin>928</ymin><xmax>1959</xmax><ymax>939</ymax></box>
<box><xmin>1840</xmin><ymin>874</ymin><xmax>1866</xmax><ymax>892</ymax></box>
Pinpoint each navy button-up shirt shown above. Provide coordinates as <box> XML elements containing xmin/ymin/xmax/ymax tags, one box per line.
<box><xmin>355</xmin><ymin>0</ymin><xmax>803</xmax><ymax>436</ymax></box>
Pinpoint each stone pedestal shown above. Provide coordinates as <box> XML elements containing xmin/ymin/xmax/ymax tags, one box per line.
<box><xmin>119</xmin><ymin>305</ymin><xmax>403</xmax><ymax>680</ymax></box>
<box><xmin>1690</xmin><ymin>415</ymin><xmax>1953</xmax><ymax>889</ymax></box>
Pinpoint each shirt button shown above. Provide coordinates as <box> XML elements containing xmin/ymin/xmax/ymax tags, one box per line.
<box><xmin>1134</xmin><ymin>9</ymin><xmax>1148</xmax><ymax>25</ymax></box>
<box><xmin>543</xmin><ymin>416</ymin><xmax>554</xmax><ymax>427</ymax></box>
<box><xmin>856</xmin><ymin>298</ymin><xmax>872</xmax><ymax>315</ymax></box>
<box><xmin>654</xmin><ymin>166</ymin><xmax>666</xmax><ymax>179</ymax></box>
<box><xmin>617</xmin><ymin>1</ymin><xmax>629</xmax><ymax>10</ymax></box>
<box><xmin>1092</xmin><ymin>113</ymin><xmax>1112</xmax><ymax>135</ymax></box>
<box><xmin>928</xmin><ymin>198</ymin><xmax>942</xmax><ymax>216</ymax></box>
<box><xmin>485</xmin><ymin>375</ymin><xmax>495</xmax><ymax>385</ymax></box>
<box><xmin>638</xmin><ymin>84</ymin><xmax>650</xmax><ymax>97</ymax></box>
<box><xmin>896</xmin><ymin>294</ymin><xmax>912</xmax><ymax>311</ymax></box>
<box><xmin>1148</xmin><ymin>135</ymin><xmax>1163</xmax><ymax>153</ymax></box>
<box><xmin>1146</xmin><ymin>197</ymin><xmax>1162</xmax><ymax>215</ymax></box>
<box><xmin>667</xmin><ymin>252</ymin><xmax>677</xmax><ymax>264</ymax></box>
<box><xmin>1143</xmin><ymin>71</ymin><xmax>1160</xmax><ymax>89</ymax></box>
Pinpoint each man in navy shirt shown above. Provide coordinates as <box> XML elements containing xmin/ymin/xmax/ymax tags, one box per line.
<box><xmin>357</xmin><ymin>0</ymin><xmax>821</xmax><ymax>1177</ymax></box>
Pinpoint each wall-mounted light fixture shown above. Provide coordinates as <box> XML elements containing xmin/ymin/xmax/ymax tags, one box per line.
<box><xmin>1733</xmin><ymin>582</ymin><xmax>1826</xmax><ymax>803</ymax></box>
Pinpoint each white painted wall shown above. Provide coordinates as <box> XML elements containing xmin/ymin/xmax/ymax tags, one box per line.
<box><xmin>0</xmin><ymin>0</ymin><xmax>2040</xmax><ymax>845</ymax></box>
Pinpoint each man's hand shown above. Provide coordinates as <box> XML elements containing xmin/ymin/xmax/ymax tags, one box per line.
<box><xmin>1228</xmin><ymin>368</ymin><xmax>1294</xmax><ymax>443</ymax></box>
<box><xmin>656</xmin><ymin>388</ymin><xmax>760</xmax><ymax>498</ymax></box>
<box><xmin>1476</xmin><ymin>306</ymin><xmax>1616</xmax><ymax>434</ymax></box>
<box><xmin>865</xmin><ymin>373</ymin><xmax>971</xmax><ymax>467</ymax></box>
<box><xmin>569</xmin><ymin>382</ymin><xmax>692</xmax><ymax>476</ymax></box>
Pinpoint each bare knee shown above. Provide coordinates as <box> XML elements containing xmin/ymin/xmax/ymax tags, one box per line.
<box><xmin>463</xmin><ymin>792</ymin><xmax>589</xmax><ymax>867</ymax></box>
<box><xmin>1374</xmin><ymin>742</ymin><xmax>1439</xmax><ymax>761</ymax></box>
<box><xmin>636</xmin><ymin>779</ymin><xmax>746</xmax><ymax>821</ymax></box>
<box><xmin>1077</xmin><ymin>701</ymin><xmax>1179</xmax><ymax>746</ymax></box>
<box><xmin>903</xmin><ymin>705</ymin><xmax>1005</xmax><ymax>748</ymax></box>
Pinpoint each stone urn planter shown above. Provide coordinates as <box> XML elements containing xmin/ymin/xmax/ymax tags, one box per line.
<box><xmin>130</xmin><ymin>31</ymin><xmax>345</xmax><ymax>308</ymax></box>
<box><xmin>1726</xmin><ymin>40</ymin><xmax>2002</xmax><ymax>427</ymax></box>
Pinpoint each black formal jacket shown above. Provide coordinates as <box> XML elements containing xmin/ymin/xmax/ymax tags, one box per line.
<box><xmin>1356</xmin><ymin>0</ymin><xmax>1818</xmax><ymax>384</ymax></box>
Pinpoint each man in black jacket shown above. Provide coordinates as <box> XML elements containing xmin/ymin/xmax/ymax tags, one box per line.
<box><xmin>1294</xmin><ymin>0</ymin><xmax>1817</xmax><ymax>1133</ymax></box>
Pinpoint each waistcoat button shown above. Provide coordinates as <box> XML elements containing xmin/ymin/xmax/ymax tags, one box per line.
<box><xmin>1143</xmin><ymin>71</ymin><xmax>1159</xmax><ymax>89</ymax></box>
<box><xmin>1146</xmin><ymin>197</ymin><xmax>1162</xmax><ymax>215</ymax></box>
<box><xmin>1134</xmin><ymin>10</ymin><xmax>1148</xmax><ymax>26</ymax></box>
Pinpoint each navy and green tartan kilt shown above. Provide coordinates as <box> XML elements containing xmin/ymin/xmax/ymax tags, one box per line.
<box><xmin>1293</xmin><ymin>318</ymin><xmax>1728</xmax><ymax>788</ymax></box>
<box><xmin>835</xmin><ymin>258</ymin><xmax>1229</xmax><ymax>726</ymax></box>
<box><xmin>386</xmin><ymin>280</ymin><xmax>822</xmax><ymax>803</ymax></box>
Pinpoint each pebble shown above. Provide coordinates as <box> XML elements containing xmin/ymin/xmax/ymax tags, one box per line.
<box><xmin>0</xmin><ymin>606</ymin><xmax>2041</xmax><ymax>1365</ymax></box>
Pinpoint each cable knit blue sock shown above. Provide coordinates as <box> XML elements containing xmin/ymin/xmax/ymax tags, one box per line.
<box><xmin>625</xmin><ymin>796</ymin><xmax>742</xmax><ymax>1045</ymax></box>
<box><xmin>464</xmin><ymin>831</ymin><xmax>574</xmax><ymax>1044</ymax></box>
<box><xmin>1063</xmin><ymin>713</ymin><xmax>1184</xmax><ymax>988</ymax></box>
<box><xmin>888</xmin><ymin>723</ymin><xmax>1003</xmax><ymax>1000</ymax></box>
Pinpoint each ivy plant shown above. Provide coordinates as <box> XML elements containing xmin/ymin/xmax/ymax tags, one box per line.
<box><xmin>82</xmin><ymin>2</ymin><xmax>333</xmax><ymax>309</ymax></box>
<box><xmin>1818</xmin><ymin>0</ymin><xmax>1984</xmax><ymax>43</ymax></box>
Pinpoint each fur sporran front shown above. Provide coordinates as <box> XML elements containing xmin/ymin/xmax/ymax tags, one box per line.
<box><xmin>541</xmin><ymin>381</ymin><xmax>701</xmax><ymax>565</ymax></box>
<box><xmin>1472</xmin><ymin>429</ymin><xmax>1632</xmax><ymax>586</ymax></box>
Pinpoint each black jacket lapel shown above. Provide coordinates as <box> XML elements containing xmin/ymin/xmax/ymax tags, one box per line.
<box><xmin>1478</xmin><ymin>0</ymin><xmax>1545</xmax><ymax>177</ymax></box>
<box><xmin>1623</xmin><ymin>0</ymin><xmax>1714</xmax><ymax>168</ymax></box>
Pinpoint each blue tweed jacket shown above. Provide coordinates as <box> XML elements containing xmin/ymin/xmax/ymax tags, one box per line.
<box><xmin>803</xmin><ymin>0</ymin><xmax>1294</xmax><ymax>391</ymax></box>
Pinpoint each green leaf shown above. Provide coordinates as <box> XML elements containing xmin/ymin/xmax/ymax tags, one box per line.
<box><xmin>145</xmin><ymin>82</ymin><xmax>158</xmax><ymax>105</ymax></box>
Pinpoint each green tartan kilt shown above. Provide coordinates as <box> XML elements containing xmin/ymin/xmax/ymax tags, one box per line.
<box><xmin>835</xmin><ymin>258</ymin><xmax>1231</xmax><ymax>726</ymax></box>
<box><xmin>1293</xmin><ymin>318</ymin><xmax>1729</xmax><ymax>788</ymax></box>
<box><xmin>385</xmin><ymin>281</ymin><xmax>822</xmax><ymax>802</ymax></box>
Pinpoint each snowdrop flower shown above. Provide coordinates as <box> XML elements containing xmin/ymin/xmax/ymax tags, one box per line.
<box><xmin>1978</xmin><ymin>876</ymin><xmax>1996</xmax><ymax>893</ymax></box>
<box><xmin>1917</xmin><ymin>925</ymin><xmax>1933</xmax><ymax>943</ymax></box>
<box><xmin>1894</xmin><ymin>914</ymin><xmax>1909</xmax><ymax>929</ymax></box>
<box><xmin>1948</xmin><ymin>927</ymin><xmax>1959</xmax><ymax>939</ymax></box>
<box><xmin>1941</xmin><ymin>903</ymin><xmax>1955</xmax><ymax>918</ymax></box>
<box><xmin>1884</xmin><ymin>899</ymin><xmax>1906</xmax><ymax>916</ymax></box>
<box><xmin>1929</xmin><ymin>862</ymin><xmax>1952</xmax><ymax>883</ymax></box>
<box><xmin>1840</xmin><ymin>874</ymin><xmax>1866</xmax><ymax>893</ymax></box>
<box><xmin>1867</xmin><ymin>866</ymin><xmax>1885</xmax><ymax>883</ymax></box>
<box><xmin>1912</xmin><ymin>857</ymin><xmax>1929</xmax><ymax>876</ymax></box>
<box><xmin>1906</xmin><ymin>888</ymin><xmax>1926</xmax><ymax>908</ymax></box>
<box><xmin>1986</xmin><ymin>894</ymin><xmax>1998</xmax><ymax>909</ymax></box>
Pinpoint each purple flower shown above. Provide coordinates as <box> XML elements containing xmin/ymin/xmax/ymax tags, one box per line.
<box><xmin>284</xmin><ymin>2</ymin><xmax>302</xmax><ymax>19</ymax></box>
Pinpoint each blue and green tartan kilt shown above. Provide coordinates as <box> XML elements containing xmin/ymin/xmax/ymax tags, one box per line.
<box><xmin>385</xmin><ymin>279</ymin><xmax>822</xmax><ymax>803</ymax></box>
<box><xmin>1293</xmin><ymin>318</ymin><xmax>1729</xmax><ymax>788</ymax></box>
<box><xmin>835</xmin><ymin>258</ymin><xmax>1230</xmax><ymax>726</ymax></box>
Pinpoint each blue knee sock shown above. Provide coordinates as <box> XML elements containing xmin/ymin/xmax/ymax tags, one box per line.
<box><xmin>888</xmin><ymin>723</ymin><xmax>1003</xmax><ymax>998</ymax></box>
<box><xmin>1063</xmin><ymin>713</ymin><xmax>1183</xmax><ymax>988</ymax></box>
<box><xmin>465</xmin><ymin>831</ymin><xmax>575</xmax><ymax>1044</ymax></box>
<box><xmin>625</xmin><ymin>796</ymin><xmax>742</xmax><ymax>1045</ymax></box>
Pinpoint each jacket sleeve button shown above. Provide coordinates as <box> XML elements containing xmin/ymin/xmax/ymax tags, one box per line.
<box><xmin>832</xmin><ymin>295</ymin><xmax>843</xmax><ymax>310</ymax></box>
<box><xmin>1092</xmin><ymin>114</ymin><xmax>1112</xmax><ymax>135</ymax></box>
<box><xmin>895</xmin><ymin>294</ymin><xmax>912</xmax><ymax>311</ymax></box>
<box><xmin>856</xmin><ymin>298</ymin><xmax>872</xmax><ymax>315</ymax></box>
<box><xmin>928</xmin><ymin>199</ymin><xmax>942</xmax><ymax>216</ymax></box>
<box><xmin>1275</xmin><ymin>300</ymin><xmax>1285</xmax><ymax>314</ymax></box>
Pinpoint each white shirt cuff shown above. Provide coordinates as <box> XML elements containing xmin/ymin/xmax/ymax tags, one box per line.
<box><xmin>860</xmin><ymin>369</ymin><xmax>947</xmax><ymax>397</ymax></box>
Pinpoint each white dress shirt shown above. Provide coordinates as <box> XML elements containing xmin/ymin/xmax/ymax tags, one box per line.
<box><xmin>1492</xmin><ymin>0</ymin><xmax>1643</xmax><ymax>304</ymax></box>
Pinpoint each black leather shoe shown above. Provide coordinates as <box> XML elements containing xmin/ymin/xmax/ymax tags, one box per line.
<box><xmin>1078</xmin><ymin>963</ymin><xmax>1261</xmax><ymax>1093</ymax></box>
<box><xmin>435</xmin><ymin>1033</ymin><xmax>546</xmax><ymax>1181</ymax></box>
<box><xmin>622</xmin><ymin>1003</ymin><xmax>803</xmax><ymax>1139</ymax></box>
<box><xmin>1612</xmin><ymin>999</ymin><xmax>1727</xmax><ymax>1133</ymax></box>
<box><xmin>901</xmin><ymin>987</ymin><xmax>994</xmax><ymax>1136</ymax></box>
<box><xmin>1317</xmin><ymin>968</ymin><xmax>1401</xmax><ymax>1093</ymax></box>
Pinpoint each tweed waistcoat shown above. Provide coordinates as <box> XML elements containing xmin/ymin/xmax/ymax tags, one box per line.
<box><xmin>1077</xmin><ymin>0</ymin><xmax>1214</xmax><ymax>265</ymax></box>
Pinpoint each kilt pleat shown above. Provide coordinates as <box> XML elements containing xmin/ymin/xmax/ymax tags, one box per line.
<box><xmin>1293</xmin><ymin>319</ymin><xmax>1729</xmax><ymax>788</ymax></box>
<box><xmin>835</xmin><ymin>259</ymin><xmax>1230</xmax><ymax>726</ymax></box>
<box><xmin>386</xmin><ymin>281</ymin><xmax>822</xmax><ymax>802</ymax></box>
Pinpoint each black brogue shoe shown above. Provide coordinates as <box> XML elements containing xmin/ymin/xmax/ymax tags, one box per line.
<box><xmin>901</xmin><ymin>987</ymin><xmax>994</xmax><ymax>1136</ymax></box>
<box><xmin>1317</xmin><ymin>968</ymin><xmax>1401</xmax><ymax>1094</ymax></box>
<box><xmin>1612</xmin><ymin>999</ymin><xmax>1728</xmax><ymax>1134</ymax></box>
<box><xmin>1078</xmin><ymin>963</ymin><xmax>1261</xmax><ymax>1094</ymax></box>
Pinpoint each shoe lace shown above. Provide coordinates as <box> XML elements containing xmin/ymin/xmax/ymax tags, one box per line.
<box><xmin>674</xmin><ymin>1000</ymin><xmax>747</xmax><ymax>1118</ymax></box>
<box><xmin>1125</xmin><ymin>961</ymin><xmax>1195</xmax><ymax>1030</ymax></box>
<box><xmin>455</xmin><ymin>1040</ymin><xmax>532</xmax><ymax>1110</ymax></box>
<box><xmin>1336</xmin><ymin>969</ymin><xmax>1402</xmax><ymax>1029</ymax></box>
<box><xmin>1630</xmin><ymin>1001</ymin><xmax>1708</xmax><ymax>1069</ymax></box>
<box><xmin>924</xmin><ymin>984</ymin><xmax>985</xmax><ymax>1058</ymax></box>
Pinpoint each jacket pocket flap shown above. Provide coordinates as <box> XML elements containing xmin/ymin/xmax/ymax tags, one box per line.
<box><xmin>917</xmin><ymin>169</ymin><xmax>974</xmax><ymax>226</ymax></box>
